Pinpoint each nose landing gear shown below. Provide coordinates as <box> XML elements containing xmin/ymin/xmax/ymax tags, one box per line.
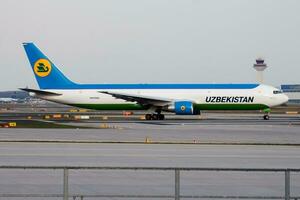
<box><xmin>263</xmin><ymin>114</ymin><xmax>270</xmax><ymax>120</ymax></box>
<box><xmin>263</xmin><ymin>108</ymin><xmax>271</xmax><ymax>120</ymax></box>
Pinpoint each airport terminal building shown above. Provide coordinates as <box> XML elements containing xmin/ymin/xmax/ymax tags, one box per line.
<box><xmin>281</xmin><ymin>84</ymin><xmax>300</xmax><ymax>104</ymax></box>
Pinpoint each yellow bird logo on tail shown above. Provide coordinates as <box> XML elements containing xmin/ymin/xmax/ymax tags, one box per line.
<box><xmin>34</xmin><ymin>59</ymin><xmax>52</xmax><ymax>77</ymax></box>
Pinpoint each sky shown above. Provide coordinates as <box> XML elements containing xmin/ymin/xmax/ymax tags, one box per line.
<box><xmin>0</xmin><ymin>0</ymin><xmax>300</xmax><ymax>90</ymax></box>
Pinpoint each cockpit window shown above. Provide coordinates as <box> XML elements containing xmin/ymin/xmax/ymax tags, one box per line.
<box><xmin>273</xmin><ymin>90</ymin><xmax>283</xmax><ymax>94</ymax></box>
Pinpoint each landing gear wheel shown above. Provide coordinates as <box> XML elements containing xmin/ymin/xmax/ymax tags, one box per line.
<box><xmin>145</xmin><ymin>114</ymin><xmax>152</xmax><ymax>120</ymax></box>
<box><xmin>263</xmin><ymin>114</ymin><xmax>270</xmax><ymax>120</ymax></box>
<box><xmin>152</xmin><ymin>114</ymin><xmax>159</xmax><ymax>120</ymax></box>
<box><xmin>145</xmin><ymin>114</ymin><xmax>165</xmax><ymax>120</ymax></box>
<box><xmin>158</xmin><ymin>114</ymin><xmax>165</xmax><ymax>120</ymax></box>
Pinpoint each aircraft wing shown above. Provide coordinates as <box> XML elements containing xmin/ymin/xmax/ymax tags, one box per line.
<box><xmin>99</xmin><ymin>91</ymin><xmax>172</xmax><ymax>106</ymax></box>
<box><xmin>19</xmin><ymin>88</ymin><xmax>62</xmax><ymax>96</ymax></box>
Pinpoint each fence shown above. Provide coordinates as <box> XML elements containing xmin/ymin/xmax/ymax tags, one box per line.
<box><xmin>0</xmin><ymin>166</ymin><xmax>299</xmax><ymax>200</ymax></box>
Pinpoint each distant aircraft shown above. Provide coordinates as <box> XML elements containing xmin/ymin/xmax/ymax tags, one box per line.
<box><xmin>21</xmin><ymin>43</ymin><xmax>288</xmax><ymax>120</ymax></box>
<box><xmin>0</xmin><ymin>98</ymin><xmax>17</xmax><ymax>103</ymax></box>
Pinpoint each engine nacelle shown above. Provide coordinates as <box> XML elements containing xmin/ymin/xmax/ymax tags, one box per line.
<box><xmin>173</xmin><ymin>101</ymin><xmax>200</xmax><ymax>115</ymax></box>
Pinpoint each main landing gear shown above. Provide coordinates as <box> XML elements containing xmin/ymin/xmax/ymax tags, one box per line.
<box><xmin>145</xmin><ymin>113</ymin><xmax>165</xmax><ymax>120</ymax></box>
<box><xmin>145</xmin><ymin>109</ymin><xmax>165</xmax><ymax>120</ymax></box>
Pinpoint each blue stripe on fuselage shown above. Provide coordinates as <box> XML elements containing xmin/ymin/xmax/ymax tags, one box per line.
<box><xmin>49</xmin><ymin>83</ymin><xmax>259</xmax><ymax>90</ymax></box>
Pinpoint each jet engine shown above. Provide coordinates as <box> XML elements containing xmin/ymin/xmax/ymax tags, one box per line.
<box><xmin>167</xmin><ymin>101</ymin><xmax>200</xmax><ymax>115</ymax></box>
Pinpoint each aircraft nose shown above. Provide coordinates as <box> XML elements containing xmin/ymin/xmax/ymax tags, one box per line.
<box><xmin>282</xmin><ymin>94</ymin><xmax>289</xmax><ymax>104</ymax></box>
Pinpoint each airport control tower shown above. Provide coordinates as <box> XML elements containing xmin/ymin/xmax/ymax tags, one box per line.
<box><xmin>253</xmin><ymin>58</ymin><xmax>268</xmax><ymax>83</ymax></box>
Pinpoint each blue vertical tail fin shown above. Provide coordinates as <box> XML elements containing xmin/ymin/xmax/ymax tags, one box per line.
<box><xmin>23</xmin><ymin>42</ymin><xmax>77</xmax><ymax>89</ymax></box>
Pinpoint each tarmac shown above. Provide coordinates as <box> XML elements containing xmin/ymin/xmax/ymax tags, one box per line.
<box><xmin>0</xmin><ymin>113</ymin><xmax>299</xmax><ymax>144</ymax></box>
<box><xmin>0</xmin><ymin>143</ymin><xmax>300</xmax><ymax>199</ymax></box>
<box><xmin>0</xmin><ymin>112</ymin><xmax>300</xmax><ymax>199</ymax></box>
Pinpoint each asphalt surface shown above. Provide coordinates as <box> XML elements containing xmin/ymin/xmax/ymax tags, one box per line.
<box><xmin>0</xmin><ymin>113</ymin><xmax>300</xmax><ymax>199</ymax></box>
<box><xmin>0</xmin><ymin>143</ymin><xmax>300</xmax><ymax>199</ymax></box>
<box><xmin>0</xmin><ymin>114</ymin><xmax>300</xmax><ymax>144</ymax></box>
<box><xmin>1</xmin><ymin>143</ymin><xmax>300</xmax><ymax>168</ymax></box>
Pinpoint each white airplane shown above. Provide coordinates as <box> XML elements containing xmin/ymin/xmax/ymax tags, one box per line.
<box><xmin>21</xmin><ymin>43</ymin><xmax>288</xmax><ymax>120</ymax></box>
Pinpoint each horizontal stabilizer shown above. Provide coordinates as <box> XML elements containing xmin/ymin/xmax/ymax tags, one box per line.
<box><xmin>19</xmin><ymin>88</ymin><xmax>62</xmax><ymax>96</ymax></box>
